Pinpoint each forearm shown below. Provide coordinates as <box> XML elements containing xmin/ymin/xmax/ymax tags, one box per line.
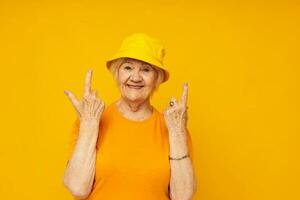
<box><xmin>168</xmin><ymin>129</ymin><xmax>196</xmax><ymax>200</ymax></box>
<box><xmin>63</xmin><ymin>120</ymin><xmax>99</xmax><ymax>199</ymax></box>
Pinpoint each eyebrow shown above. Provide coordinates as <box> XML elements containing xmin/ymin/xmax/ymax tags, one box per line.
<box><xmin>124</xmin><ymin>60</ymin><xmax>152</xmax><ymax>67</ymax></box>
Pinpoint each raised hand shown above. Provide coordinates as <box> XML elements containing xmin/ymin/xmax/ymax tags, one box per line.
<box><xmin>164</xmin><ymin>82</ymin><xmax>188</xmax><ymax>134</ymax></box>
<box><xmin>64</xmin><ymin>69</ymin><xmax>105</xmax><ymax>123</ymax></box>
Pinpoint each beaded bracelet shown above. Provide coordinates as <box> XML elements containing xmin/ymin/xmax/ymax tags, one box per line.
<box><xmin>169</xmin><ymin>153</ymin><xmax>189</xmax><ymax>160</ymax></box>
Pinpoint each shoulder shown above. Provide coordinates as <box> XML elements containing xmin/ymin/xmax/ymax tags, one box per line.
<box><xmin>102</xmin><ymin>102</ymin><xmax>115</xmax><ymax>115</ymax></box>
<box><xmin>153</xmin><ymin>106</ymin><xmax>168</xmax><ymax>127</ymax></box>
<box><xmin>99</xmin><ymin>102</ymin><xmax>116</xmax><ymax>122</ymax></box>
<box><xmin>152</xmin><ymin>106</ymin><xmax>163</xmax><ymax>117</ymax></box>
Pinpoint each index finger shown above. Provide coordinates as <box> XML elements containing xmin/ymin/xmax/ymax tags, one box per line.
<box><xmin>83</xmin><ymin>69</ymin><xmax>93</xmax><ymax>97</ymax></box>
<box><xmin>181</xmin><ymin>82</ymin><xmax>188</xmax><ymax>106</ymax></box>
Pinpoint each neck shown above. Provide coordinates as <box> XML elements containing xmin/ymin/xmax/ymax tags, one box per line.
<box><xmin>117</xmin><ymin>97</ymin><xmax>152</xmax><ymax>113</ymax></box>
<box><xmin>115</xmin><ymin>97</ymin><xmax>154</xmax><ymax>122</ymax></box>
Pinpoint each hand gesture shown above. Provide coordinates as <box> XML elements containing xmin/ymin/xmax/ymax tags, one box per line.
<box><xmin>164</xmin><ymin>82</ymin><xmax>188</xmax><ymax>134</ymax></box>
<box><xmin>64</xmin><ymin>69</ymin><xmax>105</xmax><ymax>123</ymax></box>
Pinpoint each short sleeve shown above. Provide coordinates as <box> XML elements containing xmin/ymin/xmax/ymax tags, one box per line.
<box><xmin>186</xmin><ymin>128</ymin><xmax>194</xmax><ymax>164</ymax></box>
<box><xmin>66</xmin><ymin>118</ymin><xmax>80</xmax><ymax>163</ymax></box>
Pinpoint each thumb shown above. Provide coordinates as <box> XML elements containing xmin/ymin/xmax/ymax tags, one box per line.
<box><xmin>64</xmin><ymin>90</ymin><xmax>80</xmax><ymax>111</ymax></box>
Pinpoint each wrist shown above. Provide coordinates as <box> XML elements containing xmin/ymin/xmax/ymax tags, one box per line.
<box><xmin>168</xmin><ymin>127</ymin><xmax>187</xmax><ymax>136</ymax></box>
<box><xmin>80</xmin><ymin>118</ymin><xmax>99</xmax><ymax>130</ymax></box>
<box><xmin>169</xmin><ymin>153</ymin><xmax>189</xmax><ymax>160</ymax></box>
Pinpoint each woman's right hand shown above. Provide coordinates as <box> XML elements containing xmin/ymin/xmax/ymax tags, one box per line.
<box><xmin>64</xmin><ymin>69</ymin><xmax>105</xmax><ymax>124</ymax></box>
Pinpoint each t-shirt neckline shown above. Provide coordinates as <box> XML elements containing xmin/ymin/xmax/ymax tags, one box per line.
<box><xmin>112</xmin><ymin>101</ymin><xmax>156</xmax><ymax>124</ymax></box>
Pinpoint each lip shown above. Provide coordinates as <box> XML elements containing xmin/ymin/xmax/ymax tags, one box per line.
<box><xmin>126</xmin><ymin>84</ymin><xmax>144</xmax><ymax>89</ymax></box>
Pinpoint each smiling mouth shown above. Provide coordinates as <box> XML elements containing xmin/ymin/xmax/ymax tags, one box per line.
<box><xmin>126</xmin><ymin>84</ymin><xmax>144</xmax><ymax>89</ymax></box>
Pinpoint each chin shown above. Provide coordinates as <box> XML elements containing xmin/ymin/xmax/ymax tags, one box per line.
<box><xmin>125</xmin><ymin>95</ymin><xmax>145</xmax><ymax>102</ymax></box>
<box><xmin>119</xmin><ymin>85</ymin><xmax>152</xmax><ymax>102</ymax></box>
<box><xmin>122</xmin><ymin>92</ymin><xmax>150</xmax><ymax>103</ymax></box>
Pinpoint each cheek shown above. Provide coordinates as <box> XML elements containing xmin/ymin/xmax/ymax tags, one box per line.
<box><xmin>118</xmin><ymin>73</ymin><xmax>129</xmax><ymax>84</ymax></box>
<box><xmin>144</xmin><ymin>74</ymin><xmax>157</xmax><ymax>87</ymax></box>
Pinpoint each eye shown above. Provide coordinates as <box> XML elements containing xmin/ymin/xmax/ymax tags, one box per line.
<box><xmin>142</xmin><ymin>66</ymin><xmax>152</xmax><ymax>72</ymax></box>
<box><xmin>124</xmin><ymin>66</ymin><xmax>132</xmax><ymax>70</ymax></box>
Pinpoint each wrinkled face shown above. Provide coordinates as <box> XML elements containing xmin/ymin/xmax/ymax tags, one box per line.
<box><xmin>117</xmin><ymin>58</ymin><xmax>158</xmax><ymax>103</ymax></box>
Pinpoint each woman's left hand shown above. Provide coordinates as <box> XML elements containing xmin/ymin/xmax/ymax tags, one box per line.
<box><xmin>164</xmin><ymin>82</ymin><xmax>189</xmax><ymax>135</ymax></box>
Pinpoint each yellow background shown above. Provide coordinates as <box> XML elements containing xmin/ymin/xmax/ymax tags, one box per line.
<box><xmin>0</xmin><ymin>1</ymin><xmax>299</xmax><ymax>200</ymax></box>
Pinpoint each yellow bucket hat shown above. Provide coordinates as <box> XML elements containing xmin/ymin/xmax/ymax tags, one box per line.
<box><xmin>106</xmin><ymin>33</ymin><xmax>169</xmax><ymax>83</ymax></box>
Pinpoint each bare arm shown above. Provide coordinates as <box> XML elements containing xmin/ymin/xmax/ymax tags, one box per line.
<box><xmin>63</xmin><ymin>69</ymin><xmax>105</xmax><ymax>199</ymax></box>
<box><xmin>63</xmin><ymin>120</ymin><xmax>99</xmax><ymax>199</ymax></box>
<box><xmin>168</xmin><ymin>129</ymin><xmax>196</xmax><ymax>200</ymax></box>
<box><xmin>164</xmin><ymin>82</ymin><xmax>196</xmax><ymax>200</ymax></box>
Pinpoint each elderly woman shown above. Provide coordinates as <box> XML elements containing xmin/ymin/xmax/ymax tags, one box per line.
<box><xmin>63</xmin><ymin>33</ymin><xmax>196</xmax><ymax>200</ymax></box>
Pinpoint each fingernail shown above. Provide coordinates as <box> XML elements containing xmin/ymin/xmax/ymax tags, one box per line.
<box><xmin>64</xmin><ymin>90</ymin><xmax>68</xmax><ymax>95</ymax></box>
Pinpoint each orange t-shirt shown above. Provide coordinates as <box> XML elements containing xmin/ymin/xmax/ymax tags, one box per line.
<box><xmin>67</xmin><ymin>101</ymin><xmax>194</xmax><ymax>200</ymax></box>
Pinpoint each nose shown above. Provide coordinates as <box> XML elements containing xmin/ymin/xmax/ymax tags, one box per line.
<box><xmin>130</xmin><ymin>69</ymin><xmax>143</xmax><ymax>82</ymax></box>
